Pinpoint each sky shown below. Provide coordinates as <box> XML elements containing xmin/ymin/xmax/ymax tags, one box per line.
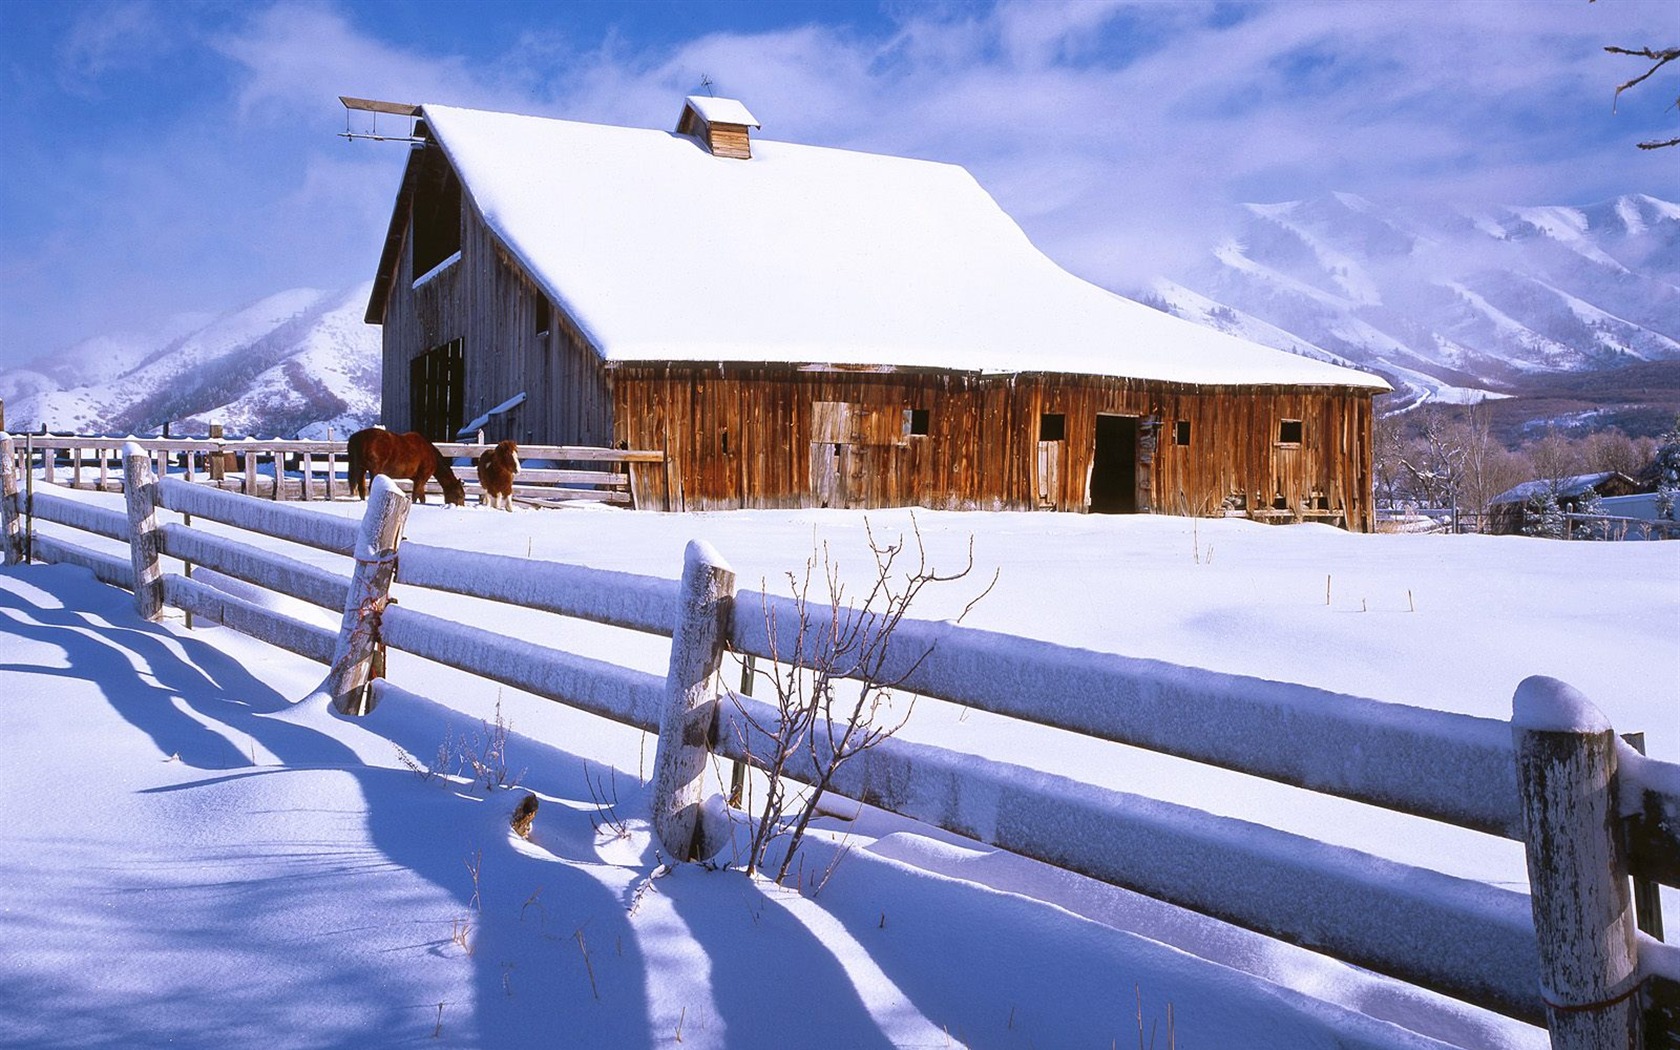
<box><xmin>0</xmin><ymin>0</ymin><xmax>1675</xmax><ymax>375</ymax></box>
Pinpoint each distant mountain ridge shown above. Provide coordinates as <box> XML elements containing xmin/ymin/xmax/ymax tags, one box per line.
<box><xmin>1145</xmin><ymin>192</ymin><xmax>1680</xmax><ymax>438</ymax></box>
<box><xmin>3</xmin><ymin>193</ymin><xmax>1677</xmax><ymax>443</ymax></box>
<box><xmin>0</xmin><ymin>283</ymin><xmax>381</xmax><ymax>439</ymax></box>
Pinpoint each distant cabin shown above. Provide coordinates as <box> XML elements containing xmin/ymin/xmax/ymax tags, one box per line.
<box><xmin>1486</xmin><ymin>471</ymin><xmax>1643</xmax><ymax>535</ymax></box>
<box><xmin>362</xmin><ymin>97</ymin><xmax>1389</xmax><ymax>526</ymax></box>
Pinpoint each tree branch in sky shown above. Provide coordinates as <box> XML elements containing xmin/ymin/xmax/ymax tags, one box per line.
<box><xmin>1605</xmin><ymin>44</ymin><xmax>1680</xmax><ymax>149</ymax></box>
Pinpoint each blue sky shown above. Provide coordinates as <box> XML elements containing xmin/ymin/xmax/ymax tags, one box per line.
<box><xmin>0</xmin><ymin>0</ymin><xmax>1675</xmax><ymax>373</ymax></box>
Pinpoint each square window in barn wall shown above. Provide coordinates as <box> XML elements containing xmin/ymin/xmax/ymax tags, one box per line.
<box><xmin>1175</xmin><ymin>420</ymin><xmax>1191</xmax><ymax>446</ymax></box>
<box><xmin>1039</xmin><ymin>413</ymin><xmax>1065</xmax><ymax>442</ymax></box>
<box><xmin>905</xmin><ymin>408</ymin><xmax>930</xmax><ymax>437</ymax></box>
<box><xmin>409</xmin><ymin>339</ymin><xmax>465</xmax><ymax>443</ymax></box>
<box><xmin>1278</xmin><ymin>419</ymin><xmax>1303</xmax><ymax>445</ymax></box>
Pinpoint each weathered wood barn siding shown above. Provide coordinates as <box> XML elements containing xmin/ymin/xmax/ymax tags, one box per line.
<box><xmin>375</xmin><ymin>145</ymin><xmax>612</xmax><ymax>448</ymax></box>
<box><xmin>610</xmin><ymin>365</ymin><xmax>1375</xmax><ymax>528</ymax></box>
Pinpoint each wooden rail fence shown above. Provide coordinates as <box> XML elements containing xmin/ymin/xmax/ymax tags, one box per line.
<box><xmin>5</xmin><ymin>431</ymin><xmax>668</xmax><ymax>509</ymax></box>
<box><xmin>2</xmin><ymin>436</ymin><xmax>1677</xmax><ymax>1050</ymax></box>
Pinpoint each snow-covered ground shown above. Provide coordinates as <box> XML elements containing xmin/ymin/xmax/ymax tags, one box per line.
<box><xmin>2</xmin><ymin>490</ymin><xmax>1675</xmax><ymax>1049</ymax></box>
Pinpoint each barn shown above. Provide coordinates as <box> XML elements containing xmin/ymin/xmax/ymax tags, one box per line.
<box><xmin>1485</xmin><ymin>471</ymin><xmax>1644</xmax><ymax>535</ymax></box>
<box><xmin>361</xmin><ymin>96</ymin><xmax>1389</xmax><ymax>526</ymax></box>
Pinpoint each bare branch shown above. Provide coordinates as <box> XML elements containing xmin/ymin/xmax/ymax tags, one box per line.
<box><xmin>1605</xmin><ymin>45</ymin><xmax>1680</xmax><ymax>99</ymax></box>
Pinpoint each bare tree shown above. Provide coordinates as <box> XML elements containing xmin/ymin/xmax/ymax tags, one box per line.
<box><xmin>1581</xmin><ymin>427</ymin><xmax>1645</xmax><ymax>477</ymax></box>
<box><xmin>1371</xmin><ymin>411</ymin><xmax>1408</xmax><ymax>510</ymax></box>
<box><xmin>1525</xmin><ymin>429</ymin><xmax>1584</xmax><ymax>490</ymax></box>
<box><xmin>1398</xmin><ymin>406</ymin><xmax>1466</xmax><ymax>519</ymax></box>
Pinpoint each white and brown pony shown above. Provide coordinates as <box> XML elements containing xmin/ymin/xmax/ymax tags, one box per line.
<box><xmin>346</xmin><ymin>428</ymin><xmax>466</xmax><ymax>506</ymax></box>
<box><xmin>476</xmin><ymin>440</ymin><xmax>520</xmax><ymax>511</ymax></box>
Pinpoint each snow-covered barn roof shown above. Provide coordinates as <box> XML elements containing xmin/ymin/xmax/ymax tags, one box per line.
<box><xmin>386</xmin><ymin>103</ymin><xmax>1388</xmax><ymax>390</ymax></box>
<box><xmin>1490</xmin><ymin>471</ymin><xmax>1636</xmax><ymax>506</ymax></box>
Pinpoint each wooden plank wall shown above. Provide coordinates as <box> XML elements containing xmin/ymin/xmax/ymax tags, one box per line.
<box><xmin>612</xmin><ymin>365</ymin><xmax>1375</xmax><ymax>529</ymax></box>
<box><xmin>377</xmin><ymin>147</ymin><xmax>613</xmax><ymax>449</ymax></box>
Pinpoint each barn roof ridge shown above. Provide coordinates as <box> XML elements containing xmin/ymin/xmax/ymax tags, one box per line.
<box><xmin>370</xmin><ymin>101</ymin><xmax>1388</xmax><ymax>392</ymax></box>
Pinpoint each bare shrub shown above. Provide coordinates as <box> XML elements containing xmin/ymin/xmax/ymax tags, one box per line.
<box><xmin>731</xmin><ymin>516</ymin><xmax>994</xmax><ymax>883</ymax></box>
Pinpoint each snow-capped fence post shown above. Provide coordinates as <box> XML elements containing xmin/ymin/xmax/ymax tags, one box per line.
<box><xmin>122</xmin><ymin>442</ymin><xmax>165</xmax><ymax>622</ymax></box>
<box><xmin>1511</xmin><ymin>675</ymin><xmax>1641</xmax><ymax>1050</ymax></box>
<box><xmin>311</xmin><ymin>474</ymin><xmax>410</xmax><ymax>716</ymax></box>
<box><xmin>649</xmin><ymin>540</ymin><xmax>735</xmax><ymax>863</ymax></box>
<box><xmin>0</xmin><ymin>434</ymin><xmax>24</xmax><ymax>566</ymax></box>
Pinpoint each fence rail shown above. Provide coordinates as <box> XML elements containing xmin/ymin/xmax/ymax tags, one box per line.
<box><xmin>4</xmin><ymin>431</ymin><xmax>668</xmax><ymax>509</ymax></box>
<box><xmin>3</xmin><ymin>436</ymin><xmax>1677</xmax><ymax>1049</ymax></box>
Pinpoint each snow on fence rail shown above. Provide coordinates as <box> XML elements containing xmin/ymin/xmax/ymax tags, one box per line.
<box><xmin>3</xmin><ymin>436</ymin><xmax>1678</xmax><ymax>1049</ymax></box>
<box><xmin>4</xmin><ymin>431</ymin><xmax>668</xmax><ymax>509</ymax></box>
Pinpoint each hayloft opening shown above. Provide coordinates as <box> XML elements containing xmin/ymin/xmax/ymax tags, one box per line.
<box><xmin>1175</xmin><ymin>420</ymin><xmax>1191</xmax><ymax>446</ymax></box>
<box><xmin>1039</xmin><ymin>413</ymin><xmax>1065</xmax><ymax>442</ymax></box>
<box><xmin>1278</xmin><ymin>419</ymin><xmax>1303</xmax><ymax>445</ymax></box>
<box><xmin>905</xmin><ymin>408</ymin><xmax>930</xmax><ymax>437</ymax></box>
<box><xmin>534</xmin><ymin>297</ymin><xmax>551</xmax><ymax>336</ymax></box>
<box><xmin>1090</xmin><ymin>414</ymin><xmax>1140</xmax><ymax>514</ymax></box>
<box><xmin>411</xmin><ymin>156</ymin><xmax>462</xmax><ymax>280</ymax></box>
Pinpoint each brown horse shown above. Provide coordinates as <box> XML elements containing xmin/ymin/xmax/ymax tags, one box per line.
<box><xmin>346</xmin><ymin>428</ymin><xmax>465</xmax><ymax>506</ymax></box>
<box><xmin>476</xmin><ymin>440</ymin><xmax>520</xmax><ymax>511</ymax></box>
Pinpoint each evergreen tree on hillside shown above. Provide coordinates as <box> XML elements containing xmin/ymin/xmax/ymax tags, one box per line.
<box><xmin>1655</xmin><ymin>416</ymin><xmax>1680</xmax><ymax>521</ymax></box>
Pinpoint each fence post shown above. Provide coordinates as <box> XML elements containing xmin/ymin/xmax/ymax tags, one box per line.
<box><xmin>208</xmin><ymin>424</ymin><xmax>225</xmax><ymax>484</ymax></box>
<box><xmin>0</xmin><ymin>434</ymin><xmax>23</xmax><ymax>566</ymax></box>
<box><xmin>122</xmin><ymin>442</ymin><xmax>165</xmax><ymax>622</ymax></box>
<box><xmin>649</xmin><ymin>540</ymin><xmax>735</xmax><ymax>863</ymax></box>
<box><xmin>1512</xmin><ymin>675</ymin><xmax>1641</xmax><ymax>1049</ymax></box>
<box><xmin>310</xmin><ymin>474</ymin><xmax>409</xmax><ymax>716</ymax></box>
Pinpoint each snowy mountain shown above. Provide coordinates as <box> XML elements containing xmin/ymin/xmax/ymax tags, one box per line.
<box><xmin>1145</xmin><ymin>192</ymin><xmax>1680</xmax><ymax>436</ymax></box>
<box><xmin>4</xmin><ymin>192</ymin><xmax>1677</xmax><ymax>444</ymax></box>
<box><xmin>0</xmin><ymin>283</ymin><xmax>380</xmax><ymax>440</ymax></box>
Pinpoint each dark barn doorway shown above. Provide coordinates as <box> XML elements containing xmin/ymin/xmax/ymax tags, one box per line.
<box><xmin>409</xmin><ymin>339</ymin><xmax>464</xmax><ymax>442</ymax></box>
<box><xmin>1090</xmin><ymin>414</ymin><xmax>1139</xmax><ymax>514</ymax></box>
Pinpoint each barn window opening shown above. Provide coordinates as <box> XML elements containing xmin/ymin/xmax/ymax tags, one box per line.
<box><xmin>905</xmin><ymin>408</ymin><xmax>930</xmax><ymax>436</ymax></box>
<box><xmin>1278</xmin><ymin>419</ymin><xmax>1303</xmax><ymax>445</ymax></box>
<box><xmin>1175</xmin><ymin>420</ymin><xmax>1191</xmax><ymax>446</ymax></box>
<box><xmin>720</xmin><ymin>428</ymin><xmax>730</xmax><ymax>455</ymax></box>
<box><xmin>534</xmin><ymin>297</ymin><xmax>551</xmax><ymax>336</ymax></box>
<box><xmin>411</xmin><ymin>156</ymin><xmax>462</xmax><ymax>281</ymax></box>
<box><xmin>1039</xmin><ymin>413</ymin><xmax>1065</xmax><ymax>442</ymax></box>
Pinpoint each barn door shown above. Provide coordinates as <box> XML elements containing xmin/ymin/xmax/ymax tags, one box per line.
<box><xmin>1090</xmin><ymin>414</ymin><xmax>1139</xmax><ymax>514</ymax></box>
<box><xmin>810</xmin><ymin>401</ymin><xmax>859</xmax><ymax>508</ymax></box>
<box><xmin>409</xmin><ymin>339</ymin><xmax>465</xmax><ymax>442</ymax></box>
<box><xmin>1036</xmin><ymin>443</ymin><xmax>1062</xmax><ymax>508</ymax></box>
<box><xmin>1037</xmin><ymin>413</ymin><xmax>1066</xmax><ymax>509</ymax></box>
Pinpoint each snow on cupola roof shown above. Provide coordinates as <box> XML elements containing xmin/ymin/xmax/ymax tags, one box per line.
<box><xmin>675</xmin><ymin>95</ymin><xmax>759</xmax><ymax>159</ymax></box>
<box><xmin>411</xmin><ymin>103</ymin><xmax>1388</xmax><ymax>390</ymax></box>
<box><xmin>682</xmin><ymin>95</ymin><xmax>759</xmax><ymax>129</ymax></box>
